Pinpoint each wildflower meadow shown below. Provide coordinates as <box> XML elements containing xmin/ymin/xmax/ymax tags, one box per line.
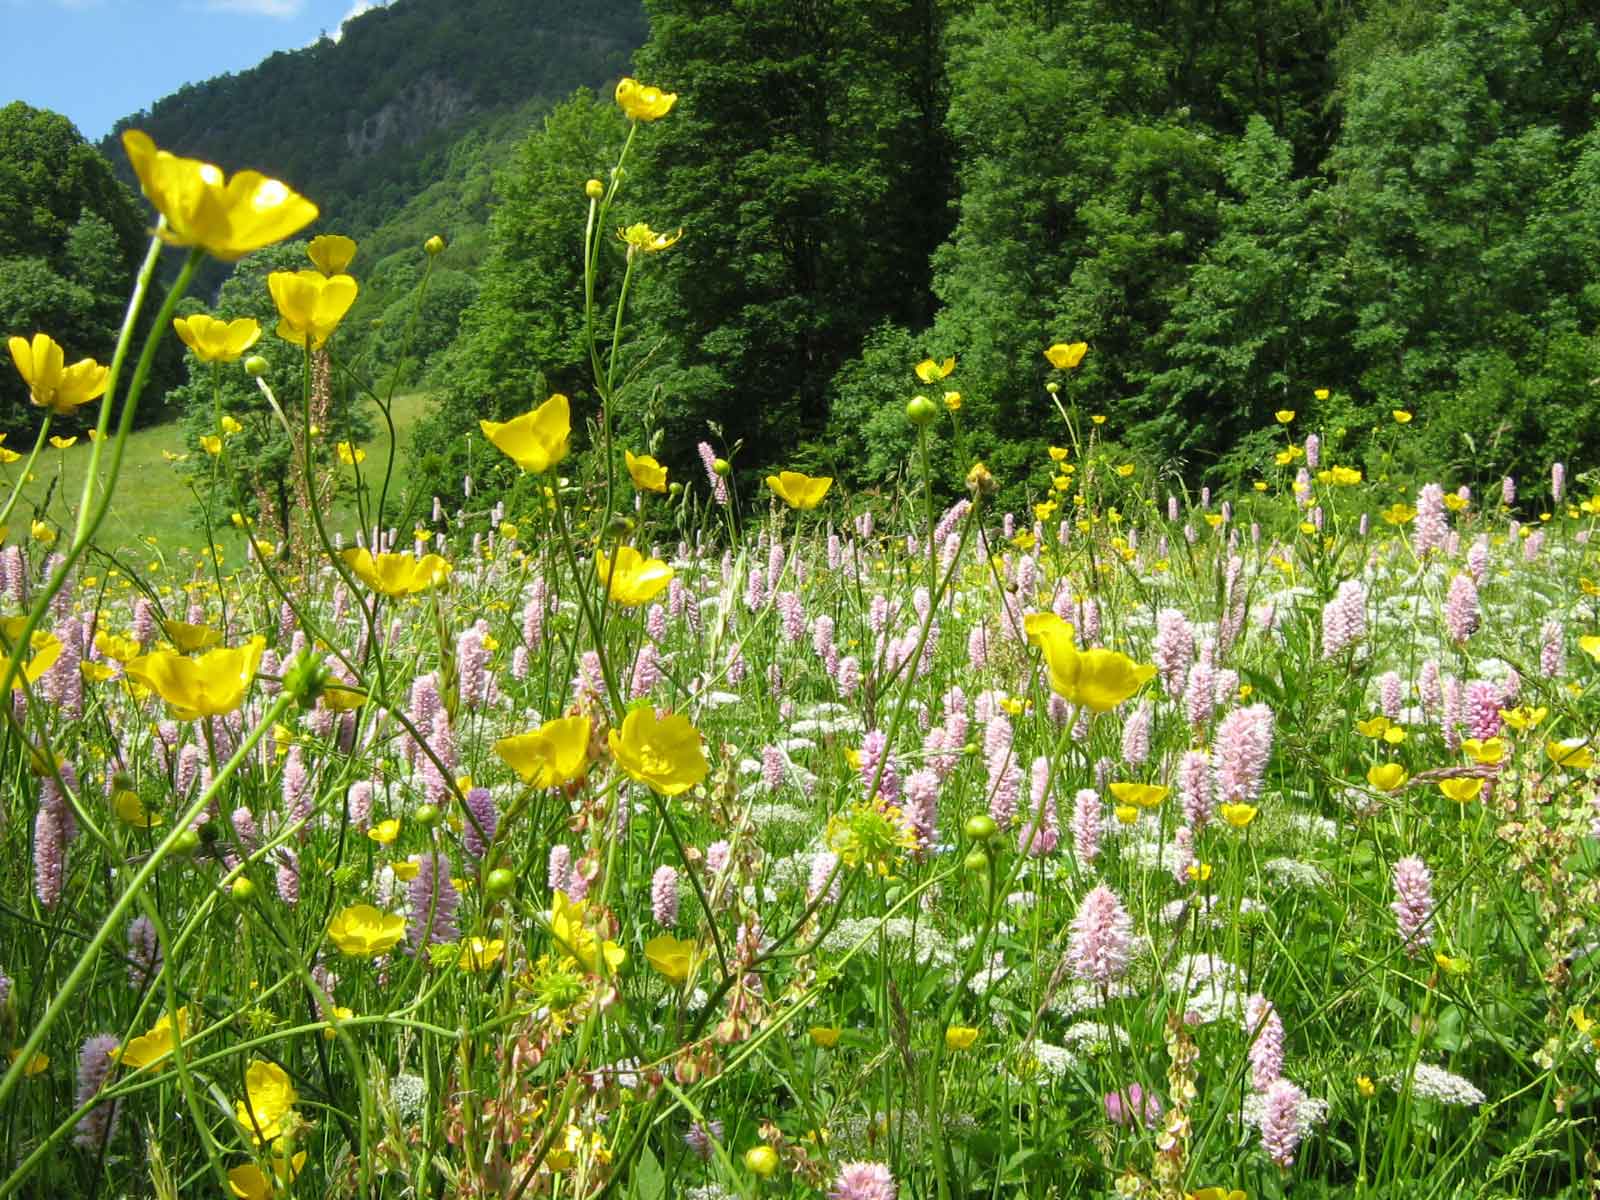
<box><xmin>3</xmin><ymin>76</ymin><xmax>1600</xmax><ymax>1200</ymax></box>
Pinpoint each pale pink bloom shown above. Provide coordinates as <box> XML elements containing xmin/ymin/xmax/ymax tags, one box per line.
<box><xmin>1067</xmin><ymin>885</ymin><xmax>1134</xmax><ymax>986</ymax></box>
<box><xmin>1392</xmin><ymin>855</ymin><xmax>1435</xmax><ymax>955</ymax></box>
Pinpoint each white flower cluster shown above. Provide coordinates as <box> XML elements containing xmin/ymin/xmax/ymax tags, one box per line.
<box><xmin>1390</xmin><ymin>1062</ymin><xmax>1487</xmax><ymax>1106</ymax></box>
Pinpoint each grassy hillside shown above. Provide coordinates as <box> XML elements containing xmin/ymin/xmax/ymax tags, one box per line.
<box><xmin>2</xmin><ymin>392</ymin><xmax>430</xmax><ymax>557</ymax></box>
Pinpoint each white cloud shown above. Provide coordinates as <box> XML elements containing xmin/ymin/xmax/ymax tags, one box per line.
<box><xmin>205</xmin><ymin>0</ymin><xmax>305</xmax><ymax>16</ymax></box>
<box><xmin>330</xmin><ymin>0</ymin><xmax>391</xmax><ymax>42</ymax></box>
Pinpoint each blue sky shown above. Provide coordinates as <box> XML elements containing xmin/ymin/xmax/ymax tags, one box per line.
<box><xmin>2</xmin><ymin>0</ymin><xmax>393</xmax><ymax>143</ymax></box>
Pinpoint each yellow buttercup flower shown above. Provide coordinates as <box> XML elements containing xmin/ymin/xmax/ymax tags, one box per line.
<box><xmin>1114</xmin><ymin>463</ymin><xmax>1135</xmax><ymax>478</ymax></box>
<box><xmin>172</xmin><ymin>315</ymin><xmax>261</xmax><ymax>363</ymax></box>
<box><xmin>124</xmin><ymin>636</ymin><xmax>266</xmax><ymax>720</ymax></box>
<box><xmin>1380</xmin><ymin>503</ymin><xmax>1416</xmax><ymax>526</ymax></box>
<box><xmin>1108</xmin><ymin>782</ymin><xmax>1169</xmax><ymax>809</ymax></box>
<box><xmin>1392</xmin><ymin>409</ymin><xmax>1413</xmax><ymax>424</ymax></box>
<box><xmin>336</xmin><ymin>441</ymin><xmax>366</xmax><ymax>466</ymax></box>
<box><xmin>340</xmin><ymin>548</ymin><xmax>451</xmax><ymax>597</ymax></box>
<box><xmin>227</xmin><ymin>1151</ymin><xmax>306</xmax><ymax>1200</ymax></box>
<box><xmin>1047</xmin><ymin>446</ymin><xmax>1069</xmax><ymax>462</ymax></box>
<box><xmin>326</xmin><ymin>904</ymin><xmax>406</xmax><ymax>957</ymax></box>
<box><xmin>1218</xmin><ymin>802</ymin><xmax>1257</xmax><ymax>829</ymax></box>
<box><xmin>810</xmin><ymin>1026</ymin><xmax>842</xmax><ymax>1048</ymax></box>
<box><xmin>1438</xmin><ymin>777</ymin><xmax>1484</xmax><ymax>803</ymax></box>
<box><xmin>945</xmin><ymin>1025</ymin><xmax>979</xmax><ymax>1051</ymax></box>
<box><xmin>643</xmin><ymin>934</ymin><xmax>698</xmax><ymax>984</ymax></box>
<box><xmin>121</xmin><ymin>131</ymin><xmax>317</xmax><ymax>261</ymax></box>
<box><xmin>306</xmin><ymin>234</ymin><xmax>357</xmax><ymax>276</ymax></box>
<box><xmin>113</xmin><ymin>788</ymin><xmax>162</xmax><ymax>826</ymax></box>
<box><xmin>915</xmin><ymin>356</ymin><xmax>956</xmax><ymax>382</ymax></box>
<box><xmin>1274</xmin><ymin>410</ymin><xmax>1295</xmax><ymax>424</ymax></box>
<box><xmin>1461</xmin><ymin>737</ymin><xmax>1505</xmax><ymax>765</ymax></box>
<box><xmin>596</xmin><ymin>545</ymin><xmax>674</xmax><ymax>606</ymax></box>
<box><xmin>1578</xmin><ymin>634</ymin><xmax>1600</xmax><ymax>661</ymax></box>
<box><xmin>619</xmin><ymin>222</ymin><xmax>684</xmax><ymax>254</ymax></box>
<box><xmin>1366</xmin><ymin>762</ymin><xmax>1408</xmax><ymax>792</ymax></box>
<box><xmin>766</xmin><ymin>471</ymin><xmax>834</xmax><ymax>510</ymax></box>
<box><xmin>480</xmin><ymin>393</ymin><xmax>571</xmax><ymax>474</ymax></box>
<box><xmin>1498</xmin><ymin>705</ymin><xmax>1547</xmax><ymax>731</ymax></box>
<box><xmin>495</xmin><ymin>715</ymin><xmax>592</xmax><ymax>788</ymax></box>
<box><xmin>608</xmin><ymin>707</ymin><xmax>708</xmax><ymax>796</ymax></box>
<box><xmin>1188</xmin><ymin>1189</ymin><xmax>1246</xmax><ymax>1200</ymax></box>
<box><xmin>94</xmin><ymin>631</ymin><xmax>141</xmax><ymax>663</ymax></box>
<box><xmin>1546</xmin><ymin>739</ymin><xmax>1594</xmax><ymax>770</ymax></box>
<box><xmin>235</xmin><ymin>1059</ymin><xmax>297</xmax><ymax>1144</ymax></box>
<box><xmin>547</xmin><ymin>890</ymin><xmax>625</xmax><ymax>973</ymax></box>
<box><xmin>615</xmin><ymin>77</ymin><xmax>677</xmax><ymax>121</ymax></box>
<box><xmin>366</xmin><ymin>818</ymin><xmax>400</xmax><ymax>845</ymax></box>
<box><xmin>268</xmin><ymin>270</ymin><xmax>358</xmax><ymax>350</ymax></box>
<box><xmin>113</xmin><ymin>1007</ymin><xmax>191</xmax><ymax>1071</ymax></box>
<box><xmin>1442</xmin><ymin>492</ymin><xmax>1468</xmax><ymax>512</ymax></box>
<box><xmin>625</xmin><ymin>450</ymin><xmax>668</xmax><ymax>493</ymax></box>
<box><xmin>458</xmin><ymin>937</ymin><xmax>507</xmax><ymax>973</ymax></box>
<box><xmin>161</xmin><ymin>619</ymin><xmax>222</xmax><ymax>653</ymax></box>
<box><xmin>7</xmin><ymin>333</ymin><xmax>109</xmax><ymax>416</ymax></box>
<box><xmin>1113</xmin><ymin>804</ymin><xmax>1139</xmax><ymax>825</ymax></box>
<box><xmin>48</xmin><ymin>435</ymin><xmax>77</xmax><ymax>449</ymax></box>
<box><xmin>29</xmin><ymin>521</ymin><xmax>55</xmax><ymax>547</ymax></box>
<box><xmin>1044</xmin><ymin>342</ymin><xmax>1087</xmax><ymax>370</ymax></box>
<box><xmin>1313</xmin><ymin>388</ymin><xmax>1330</xmax><ymax>400</ymax></box>
<box><xmin>1039</xmin><ymin>633</ymin><xmax>1155</xmax><ymax>713</ymax></box>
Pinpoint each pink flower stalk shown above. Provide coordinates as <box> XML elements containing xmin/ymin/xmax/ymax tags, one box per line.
<box><xmin>408</xmin><ymin>852</ymin><xmax>460</xmax><ymax>951</ymax></box>
<box><xmin>1121</xmin><ymin>700</ymin><xmax>1152</xmax><ymax>766</ymax></box>
<box><xmin>1463</xmin><ymin>680</ymin><xmax>1502</xmax><ymax>742</ymax></box>
<box><xmin>548</xmin><ymin>844</ymin><xmax>573</xmax><ymax>895</ymax></box>
<box><xmin>860</xmin><ymin>730</ymin><xmax>899</xmax><ymax>802</ymax></box>
<box><xmin>837</xmin><ymin>656</ymin><xmax>860</xmax><ymax>699</ymax></box>
<box><xmin>1414</xmin><ymin>483</ymin><xmax>1448</xmax><ymax>558</ymax></box>
<box><xmin>126</xmin><ymin>915</ymin><xmax>161</xmax><ymax>989</ymax></box>
<box><xmin>775</xmin><ymin>591</ymin><xmax>805</xmax><ymax>643</ymax></box>
<box><xmin>697</xmin><ymin>442</ymin><xmax>728</xmax><ymax>505</ymax></box>
<box><xmin>1419</xmin><ymin>660</ymin><xmax>1442</xmax><ymax>713</ymax></box>
<box><xmin>1185</xmin><ymin>657</ymin><xmax>1216</xmax><ymax>730</ymax></box>
<box><xmin>1171</xmin><ymin>825</ymin><xmax>1195</xmax><ymax>885</ymax></box>
<box><xmin>419</xmin><ymin>712</ymin><xmax>457</xmax><ymax>808</ymax></box>
<box><xmin>572</xmin><ymin>651</ymin><xmax>606</xmax><ymax>708</ymax></box>
<box><xmin>463</xmin><ymin>787</ymin><xmax>498</xmax><ymax>858</ymax></box>
<box><xmin>830</xmin><ymin>1162</ymin><xmax>897</xmax><ymax>1200</ymax></box>
<box><xmin>1075</xmin><ymin>596</ymin><xmax>1101</xmax><ymax>645</ymax></box>
<box><xmin>1304</xmin><ymin>434</ymin><xmax>1320</xmax><ymax>469</ymax></box>
<box><xmin>1321</xmin><ymin>579</ymin><xmax>1366</xmax><ymax>658</ymax></box>
<box><xmin>1445</xmin><ymin>573</ymin><xmax>1479</xmax><ymax>643</ymax></box>
<box><xmin>1378</xmin><ymin>671</ymin><xmax>1403</xmax><ymax>720</ymax></box>
<box><xmin>72</xmin><ymin>1034</ymin><xmax>121</xmax><ymax>1151</ymax></box>
<box><xmin>1392</xmin><ymin>855</ymin><xmax>1435</xmax><ymax>956</ymax></box>
<box><xmin>230</xmin><ymin>806</ymin><xmax>259</xmax><ymax>851</ymax></box>
<box><xmin>1502</xmin><ymin>476</ymin><xmax>1516</xmax><ymax>507</ymax></box>
<box><xmin>1466</xmin><ymin>535</ymin><xmax>1489</xmax><ymax>583</ymax></box>
<box><xmin>175</xmin><ymin>743</ymin><xmax>203</xmax><ymax>797</ymax></box>
<box><xmin>1260</xmin><ymin>1079</ymin><xmax>1306</xmax><ymax>1167</ymax></box>
<box><xmin>282</xmin><ymin>745</ymin><xmax>312</xmax><ymax>830</ymax></box>
<box><xmin>1552</xmin><ymin>461</ymin><xmax>1566</xmax><ymax>505</ymax></box>
<box><xmin>1018</xmin><ymin>757</ymin><xmax>1058</xmax><ymax>856</ymax></box>
<box><xmin>1104</xmin><ymin>1082</ymin><xmax>1164</xmax><ymax>1129</ymax></box>
<box><xmin>1213</xmin><ymin>703</ymin><xmax>1274</xmax><ymax>804</ymax></box>
<box><xmin>630</xmin><ymin>641</ymin><xmax>661</xmax><ymax>699</ymax></box>
<box><xmin>1541</xmin><ymin>620</ymin><xmax>1565</xmax><ymax>678</ymax></box>
<box><xmin>988</xmin><ymin>764</ymin><xmax>1020</xmax><ymax>829</ymax></box>
<box><xmin>903</xmin><ymin>768</ymin><xmax>939</xmax><ymax>851</ymax></box>
<box><xmin>684</xmin><ymin>1120</ymin><xmax>722</xmax><ymax>1161</ymax></box>
<box><xmin>1067</xmin><ymin>885</ymin><xmax>1134</xmax><ymax>985</ymax></box>
<box><xmin>967</xmin><ymin>624</ymin><xmax>989</xmax><ymax>671</ymax></box>
<box><xmin>34</xmin><ymin>804</ymin><xmax>64</xmax><ymax>908</ymax></box>
<box><xmin>1179</xmin><ymin>749</ymin><xmax>1212</xmax><ymax>831</ymax></box>
<box><xmin>705</xmin><ymin>840</ymin><xmax>731</xmax><ymax>881</ymax></box>
<box><xmin>1246</xmin><ymin>993</ymin><xmax>1285</xmax><ymax>1091</ymax></box>
<box><xmin>347</xmin><ymin>781</ymin><xmax>374</xmax><ymax>832</ymax></box>
<box><xmin>652</xmin><ymin>865</ymin><xmax>680</xmax><ymax>927</ymax></box>
<box><xmin>1524</xmin><ymin>530</ymin><xmax>1544</xmax><ymax>562</ymax></box>
<box><xmin>808</xmin><ymin>850</ymin><xmax>841</xmax><ymax>905</ymax></box>
<box><xmin>812</xmin><ymin>614</ymin><xmax>836</xmax><ymax>660</ymax></box>
<box><xmin>743</xmin><ymin>562</ymin><xmax>766</xmax><ymax>611</ymax></box>
<box><xmin>456</xmin><ymin>623</ymin><xmax>489</xmax><ymax>709</ymax></box>
<box><xmin>276</xmin><ymin>849</ymin><xmax>300</xmax><ymax>906</ymax></box>
<box><xmin>766</xmin><ymin>540</ymin><xmax>786</xmax><ymax>591</ymax></box>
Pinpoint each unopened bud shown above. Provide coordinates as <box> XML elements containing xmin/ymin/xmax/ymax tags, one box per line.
<box><xmin>713</xmin><ymin>458</ymin><xmax>731</xmax><ymax>478</ymax></box>
<box><xmin>424</xmin><ymin>235</ymin><xmax>446</xmax><ymax>256</ymax></box>
<box><xmin>585</xmin><ymin>178</ymin><xmax>605</xmax><ymax>200</ymax></box>
<box><xmin>905</xmin><ymin>394</ymin><xmax>938</xmax><ymax>427</ymax></box>
<box><xmin>244</xmin><ymin>355</ymin><xmax>269</xmax><ymax>377</ymax></box>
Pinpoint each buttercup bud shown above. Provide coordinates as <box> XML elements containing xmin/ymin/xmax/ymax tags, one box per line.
<box><xmin>424</xmin><ymin>235</ymin><xmax>446</xmax><ymax>256</ymax></box>
<box><xmin>713</xmin><ymin>458</ymin><xmax>731</xmax><ymax>478</ymax></box>
<box><xmin>244</xmin><ymin>355</ymin><xmax>269</xmax><ymax>377</ymax></box>
<box><xmin>585</xmin><ymin>179</ymin><xmax>605</xmax><ymax>199</ymax></box>
<box><xmin>905</xmin><ymin>394</ymin><xmax>938</xmax><ymax>427</ymax></box>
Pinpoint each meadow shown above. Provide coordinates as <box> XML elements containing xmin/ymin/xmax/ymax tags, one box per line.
<box><xmin>1</xmin><ymin>80</ymin><xmax>1598</xmax><ymax>1200</ymax></box>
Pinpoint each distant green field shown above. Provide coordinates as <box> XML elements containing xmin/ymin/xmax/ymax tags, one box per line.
<box><xmin>0</xmin><ymin>391</ymin><xmax>432</xmax><ymax>557</ymax></box>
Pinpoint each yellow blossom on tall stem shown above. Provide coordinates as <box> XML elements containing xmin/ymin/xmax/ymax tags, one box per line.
<box><xmin>915</xmin><ymin>356</ymin><xmax>956</xmax><ymax>382</ymax></box>
<box><xmin>625</xmin><ymin>449</ymin><xmax>669</xmax><ymax>493</ymax></box>
<box><xmin>608</xmin><ymin>707</ymin><xmax>708</xmax><ymax>796</ymax></box>
<box><xmin>618</xmin><ymin>223</ymin><xmax>683</xmax><ymax>255</ymax></box>
<box><xmin>340</xmin><ymin>548</ymin><xmax>451</xmax><ymax>597</ymax></box>
<box><xmin>227</xmin><ymin>1151</ymin><xmax>307</xmax><ymax>1200</ymax></box>
<box><xmin>547</xmin><ymin>890</ymin><xmax>626</xmax><ymax>973</ymax></box>
<box><xmin>643</xmin><ymin>934</ymin><xmax>698</xmax><ymax>984</ymax></box>
<box><xmin>172</xmin><ymin>315</ymin><xmax>261</xmax><ymax>363</ymax></box>
<box><xmin>306</xmin><ymin>234</ymin><xmax>357</xmax><ymax>276</ymax></box>
<box><xmin>121</xmin><ymin>131</ymin><xmax>318</xmax><ymax>261</ymax></box>
<box><xmin>615</xmin><ymin>77</ymin><xmax>677</xmax><ymax>121</ymax></box>
<box><xmin>124</xmin><ymin>636</ymin><xmax>266</xmax><ymax>720</ymax></box>
<box><xmin>766</xmin><ymin>471</ymin><xmax>833</xmax><ymax>510</ymax></box>
<box><xmin>480</xmin><ymin>394</ymin><xmax>571</xmax><ymax>474</ymax></box>
<box><xmin>112</xmin><ymin>1007</ymin><xmax>192</xmax><ymax>1071</ymax></box>
<box><xmin>1044</xmin><ymin>342</ymin><xmax>1087</xmax><ymax>370</ymax></box>
<box><xmin>326</xmin><ymin>904</ymin><xmax>406</xmax><ymax>956</ymax></box>
<box><xmin>268</xmin><ymin>270</ymin><xmax>359</xmax><ymax>350</ymax></box>
<box><xmin>595</xmin><ymin>545</ymin><xmax>674</xmax><ymax>606</ymax></box>
<box><xmin>7</xmin><ymin>333</ymin><xmax>109</xmax><ymax>416</ymax></box>
<box><xmin>235</xmin><ymin>1059</ymin><xmax>297</xmax><ymax>1144</ymax></box>
<box><xmin>495</xmin><ymin>715</ymin><xmax>592</xmax><ymax>788</ymax></box>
